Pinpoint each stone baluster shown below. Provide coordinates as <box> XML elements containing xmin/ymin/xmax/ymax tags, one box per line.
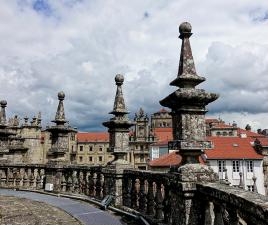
<box><xmin>95</xmin><ymin>172</ymin><xmax>102</xmax><ymax>199</ymax></box>
<box><xmin>138</xmin><ymin>178</ymin><xmax>146</xmax><ymax>213</ymax></box>
<box><xmin>122</xmin><ymin>176</ymin><xmax>131</xmax><ymax>207</ymax></box>
<box><xmin>213</xmin><ymin>203</ymin><xmax>225</xmax><ymax>225</ymax></box>
<box><xmin>225</xmin><ymin>206</ymin><xmax>239</xmax><ymax>225</ymax></box>
<box><xmin>81</xmin><ymin>170</ymin><xmax>87</xmax><ymax>195</ymax></box>
<box><xmin>88</xmin><ymin>171</ymin><xmax>95</xmax><ymax>197</ymax></box>
<box><xmin>130</xmin><ymin>177</ymin><xmax>138</xmax><ymax>210</ymax></box>
<box><xmin>23</xmin><ymin>171</ymin><xmax>29</xmax><ymax>187</ymax></box>
<box><xmin>76</xmin><ymin>170</ymin><xmax>81</xmax><ymax>194</ymax></box>
<box><xmin>162</xmin><ymin>181</ymin><xmax>171</xmax><ymax>224</ymax></box>
<box><xmin>201</xmin><ymin>201</ymin><xmax>213</xmax><ymax>225</ymax></box>
<box><xmin>61</xmin><ymin>174</ymin><xmax>66</xmax><ymax>192</ymax></box>
<box><xmin>67</xmin><ymin>175</ymin><xmax>73</xmax><ymax>192</ymax></box>
<box><xmin>1</xmin><ymin>169</ymin><xmax>7</xmax><ymax>187</ymax></box>
<box><xmin>29</xmin><ymin>168</ymin><xmax>35</xmax><ymax>188</ymax></box>
<box><xmin>73</xmin><ymin>170</ymin><xmax>79</xmax><ymax>193</ymax></box>
<box><xmin>102</xmin><ymin>174</ymin><xmax>109</xmax><ymax>197</ymax></box>
<box><xmin>146</xmin><ymin>180</ymin><xmax>155</xmax><ymax>216</ymax></box>
<box><xmin>155</xmin><ymin>181</ymin><xmax>164</xmax><ymax>221</ymax></box>
<box><xmin>36</xmin><ymin>170</ymin><xmax>42</xmax><ymax>190</ymax></box>
<box><xmin>8</xmin><ymin>168</ymin><xmax>14</xmax><ymax>187</ymax></box>
<box><xmin>15</xmin><ymin>169</ymin><xmax>21</xmax><ymax>187</ymax></box>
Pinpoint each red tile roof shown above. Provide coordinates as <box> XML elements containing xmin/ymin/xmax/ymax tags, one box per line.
<box><xmin>149</xmin><ymin>152</ymin><xmax>180</xmax><ymax>167</ymax></box>
<box><xmin>149</xmin><ymin>136</ymin><xmax>263</xmax><ymax>167</ymax></box>
<box><xmin>205</xmin><ymin>136</ymin><xmax>263</xmax><ymax>159</ymax></box>
<box><xmin>149</xmin><ymin>152</ymin><xmax>204</xmax><ymax>167</ymax></box>
<box><xmin>237</xmin><ymin>128</ymin><xmax>264</xmax><ymax>138</ymax></box>
<box><xmin>77</xmin><ymin>132</ymin><xmax>109</xmax><ymax>142</ymax></box>
<box><xmin>205</xmin><ymin>118</ymin><xmax>219</xmax><ymax>123</ymax></box>
<box><xmin>256</xmin><ymin>137</ymin><xmax>268</xmax><ymax>146</ymax></box>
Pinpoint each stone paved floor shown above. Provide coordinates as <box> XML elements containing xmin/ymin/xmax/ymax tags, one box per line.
<box><xmin>0</xmin><ymin>195</ymin><xmax>82</xmax><ymax>225</ymax></box>
<box><xmin>0</xmin><ymin>189</ymin><xmax>125</xmax><ymax>225</ymax></box>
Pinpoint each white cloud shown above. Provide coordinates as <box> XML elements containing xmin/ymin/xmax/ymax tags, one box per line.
<box><xmin>0</xmin><ymin>0</ymin><xmax>268</xmax><ymax>131</ymax></box>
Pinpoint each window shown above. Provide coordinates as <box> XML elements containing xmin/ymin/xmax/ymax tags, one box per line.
<box><xmin>223</xmin><ymin>132</ymin><xmax>227</xmax><ymax>136</ymax></box>
<box><xmin>71</xmin><ymin>145</ymin><xmax>74</xmax><ymax>151</ymax></box>
<box><xmin>99</xmin><ymin>147</ymin><xmax>103</xmax><ymax>152</ymax></box>
<box><xmin>218</xmin><ymin>160</ymin><xmax>225</xmax><ymax>172</ymax></box>
<box><xmin>89</xmin><ymin>156</ymin><xmax>93</xmax><ymax>162</ymax></box>
<box><xmin>247</xmin><ymin>185</ymin><xmax>254</xmax><ymax>192</ymax></box>
<box><xmin>99</xmin><ymin>156</ymin><xmax>103</xmax><ymax>162</ymax></box>
<box><xmin>229</xmin><ymin>131</ymin><xmax>233</xmax><ymax>136</ymax></box>
<box><xmin>216</xmin><ymin>132</ymin><xmax>221</xmax><ymax>136</ymax></box>
<box><xmin>79</xmin><ymin>146</ymin><xmax>83</xmax><ymax>151</ymax></box>
<box><xmin>247</xmin><ymin>161</ymin><xmax>254</xmax><ymax>173</ymax></box>
<box><xmin>141</xmin><ymin>155</ymin><xmax>144</xmax><ymax>162</ymax></box>
<box><xmin>140</xmin><ymin>145</ymin><xmax>144</xmax><ymax>151</ymax></box>
<box><xmin>79</xmin><ymin>156</ymin><xmax>83</xmax><ymax>162</ymax></box>
<box><xmin>232</xmin><ymin>160</ymin><xmax>240</xmax><ymax>172</ymax></box>
<box><xmin>106</xmin><ymin>148</ymin><xmax>109</xmax><ymax>152</ymax></box>
<box><xmin>89</xmin><ymin>146</ymin><xmax>93</xmax><ymax>151</ymax></box>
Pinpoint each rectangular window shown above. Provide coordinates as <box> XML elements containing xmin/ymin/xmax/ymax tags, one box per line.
<box><xmin>232</xmin><ymin>160</ymin><xmax>240</xmax><ymax>172</ymax></box>
<box><xmin>79</xmin><ymin>146</ymin><xmax>83</xmax><ymax>151</ymax></box>
<box><xmin>79</xmin><ymin>156</ymin><xmax>83</xmax><ymax>162</ymax></box>
<box><xmin>218</xmin><ymin>160</ymin><xmax>225</xmax><ymax>172</ymax></box>
<box><xmin>99</xmin><ymin>147</ymin><xmax>103</xmax><ymax>152</ymax></box>
<box><xmin>247</xmin><ymin>185</ymin><xmax>254</xmax><ymax>192</ymax></box>
<box><xmin>89</xmin><ymin>156</ymin><xmax>93</xmax><ymax>162</ymax></box>
<box><xmin>99</xmin><ymin>156</ymin><xmax>103</xmax><ymax>162</ymax></box>
<box><xmin>89</xmin><ymin>146</ymin><xmax>93</xmax><ymax>151</ymax></box>
<box><xmin>247</xmin><ymin>161</ymin><xmax>253</xmax><ymax>173</ymax></box>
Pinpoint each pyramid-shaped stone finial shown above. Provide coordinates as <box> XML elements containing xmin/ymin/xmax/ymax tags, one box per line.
<box><xmin>53</xmin><ymin>91</ymin><xmax>66</xmax><ymax>126</ymax></box>
<box><xmin>160</xmin><ymin>22</ymin><xmax>219</xmax><ymax>169</ymax></box>
<box><xmin>170</xmin><ymin>22</ymin><xmax>205</xmax><ymax>88</ymax></box>
<box><xmin>110</xmin><ymin>74</ymin><xmax>128</xmax><ymax>115</ymax></box>
<box><xmin>0</xmin><ymin>100</ymin><xmax>7</xmax><ymax>125</ymax></box>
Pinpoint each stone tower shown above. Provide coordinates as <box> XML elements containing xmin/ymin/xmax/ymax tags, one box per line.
<box><xmin>160</xmin><ymin>22</ymin><xmax>219</xmax><ymax>180</ymax></box>
<box><xmin>46</xmin><ymin>91</ymin><xmax>77</xmax><ymax>164</ymax></box>
<box><xmin>0</xmin><ymin>100</ymin><xmax>28</xmax><ymax>163</ymax></box>
<box><xmin>133</xmin><ymin>108</ymin><xmax>150</xmax><ymax>141</ymax></box>
<box><xmin>103</xmin><ymin>74</ymin><xmax>134</xmax><ymax>167</ymax></box>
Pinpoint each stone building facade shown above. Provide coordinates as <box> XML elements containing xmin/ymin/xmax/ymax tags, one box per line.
<box><xmin>151</xmin><ymin>108</ymin><xmax>172</xmax><ymax>128</ymax></box>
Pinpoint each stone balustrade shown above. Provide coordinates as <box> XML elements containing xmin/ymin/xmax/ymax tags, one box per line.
<box><xmin>122</xmin><ymin>169</ymin><xmax>268</xmax><ymax>225</ymax></box>
<box><xmin>0</xmin><ymin>164</ymin><xmax>267</xmax><ymax>225</ymax></box>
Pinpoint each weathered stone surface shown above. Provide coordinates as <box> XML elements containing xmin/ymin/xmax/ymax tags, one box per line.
<box><xmin>0</xmin><ymin>195</ymin><xmax>81</xmax><ymax>225</ymax></box>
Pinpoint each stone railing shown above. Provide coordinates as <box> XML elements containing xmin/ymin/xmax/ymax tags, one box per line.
<box><xmin>0</xmin><ymin>164</ymin><xmax>267</xmax><ymax>225</ymax></box>
<box><xmin>122</xmin><ymin>169</ymin><xmax>268</xmax><ymax>225</ymax></box>
<box><xmin>0</xmin><ymin>164</ymin><xmax>108</xmax><ymax>200</ymax></box>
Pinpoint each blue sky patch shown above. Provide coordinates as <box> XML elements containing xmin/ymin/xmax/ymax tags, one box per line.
<box><xmin>33</xmin><ymin>0</ymin><xmax>52</xmax><ymax>16</ymax></box>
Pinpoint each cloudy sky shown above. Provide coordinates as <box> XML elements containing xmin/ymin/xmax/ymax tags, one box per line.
<box><xmin>1</xmin><ymin>0</ymin><xmax>268</xmax><ymax>131</ymax></box>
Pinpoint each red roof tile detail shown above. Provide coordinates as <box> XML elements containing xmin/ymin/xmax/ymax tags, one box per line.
<box><xmin>205</xmin><ymin>118</ymin><xmax>219</xmax><ymax>123</ymax></box>
<box><xmin>205</xmin><ymin>136</ymin><xmax>263</xmax><ymax>159</ymax></box>
<box><xmin>149</xmin><ymin>152</ymin><xmax>204</xmax><ymax>167</ymax></box>
<box><xmin>256</xmin><ymin>137</ymin><xmax>268</xmax><ymax>146</ymax></box>
<box><xmin>77</xmin><ymin>132</ymin><xmax>109</xmax><ymax>142</ymax></box>
<box><xmin>237</xmin><ymin>128</ymin><xmax>264</xmax><ymax>138</ymax></box>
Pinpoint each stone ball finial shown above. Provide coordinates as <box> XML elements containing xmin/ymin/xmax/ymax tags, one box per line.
<box><xmin>58</xmin><ymin>91</ymin><xmax>65</xmax><ymax>100</ymax></box>
<box><xmin>179</xmin><ymin>22</ymin><xmax>192</xmax><ymax>34</ymax></box>
<box><xmin>0</xmin><ymin>100</ymin><xmax>7</xmax><ymax>107</ymax></box>
<box><xmin>115</xmin><ymin>74</ymin><xmax>124</xmax><ymax>85</ymax></box>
